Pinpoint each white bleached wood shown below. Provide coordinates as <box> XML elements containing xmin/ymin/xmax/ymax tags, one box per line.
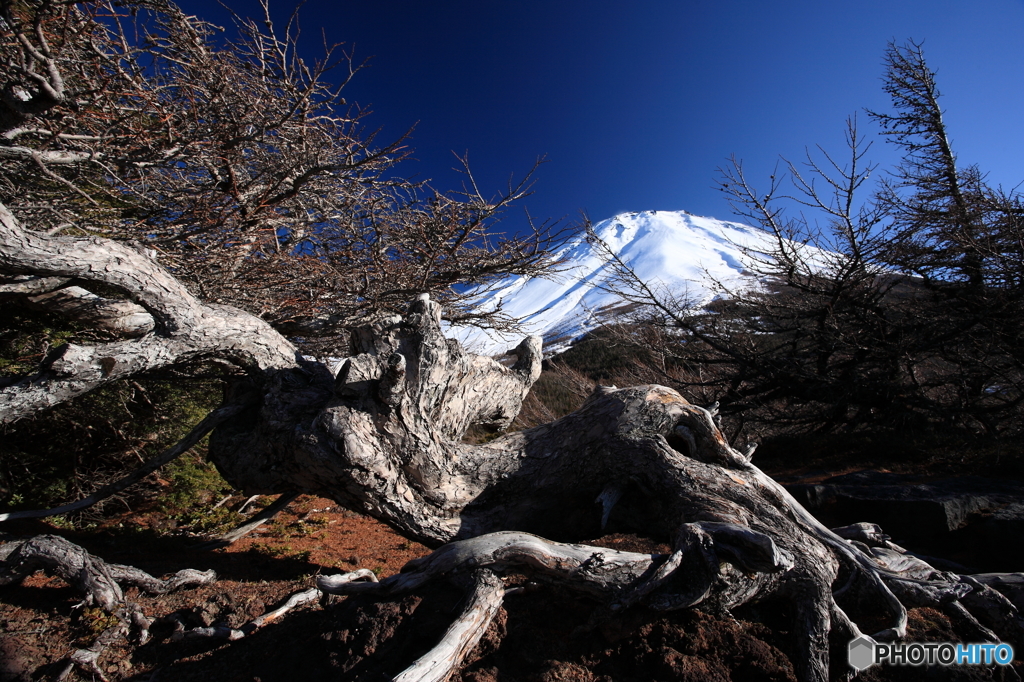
<box><xmin>0</xmin><ymin>535</ymin><xmax>216</xmax><ymax>609</ymax></box>
<box><xmin>392</xmin><ymin>570</ymin><xmax>504</xmax><ymax>682</ymax></box>
<box><xmin>0</xmin><ymin>200</ymin><xmax>298</xmax><ymax>424</ymax></box>
<box><xmin>5</xmin><ymin>201</ymin><xmax>1024</xmax><ymax>681</ymax></box>
<box><xmin>172</xmin><ymin>587</ymin><xmax>323</xmax><ymax>641</ymax></box>
<box><xmin>25</xmin><ymin>285</ymin><xmax>154</xmax><ymax>336</ymax></box>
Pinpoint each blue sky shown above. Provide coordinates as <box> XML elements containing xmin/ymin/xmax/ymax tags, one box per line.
<box><xmin>175</xmin><ymin>0</ymin><xmax>1024</xmax><ymax>235</ymax></box>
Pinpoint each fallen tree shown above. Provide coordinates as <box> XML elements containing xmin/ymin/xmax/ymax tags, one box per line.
<box><xmin>3</xmin><ymin>191</ymin><xmax>1024</xmax><ymax>680</ymax></box>
<box><xmin>3</xmin><ymin>1</ymin><xmax>1024</xmax><ymax>676</ymax></box>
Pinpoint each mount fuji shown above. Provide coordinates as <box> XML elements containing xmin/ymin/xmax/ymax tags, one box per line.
<box><xmin>450</xmin><ymin>210</ymin><xmax>802</xmax><ymax>356</ymax></box>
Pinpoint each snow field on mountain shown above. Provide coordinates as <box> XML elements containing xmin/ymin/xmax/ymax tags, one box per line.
<box><xmin>449</xmin><ymin>210</ymin><xmax>798</xmax><ymax>355</ymax></box>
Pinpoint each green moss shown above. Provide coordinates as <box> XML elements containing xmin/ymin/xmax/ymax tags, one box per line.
<box><xmin>249</xmin><ymin>542</ymin><xmax>311</xmax><ymax>562</ymax></box>
<box><xmin>161</xmin><ymin>455</ymin><xmax>232</xmax><ymax>511</ymax></box>
<box><xmin>0</xmin><ymin>308</ymin><xmax>81</xmax><ymax>375</ymax></box>
<box><xmin>74</xmin><ymin>607</ymin><xmax>121</xmax><ymax>644</ymax></box>
<box><xmin>157</xmin><ymin>454</ymin><xmax>243</xmax><ymax>533</ymax></box>
<box><xmin>0</xmin><ymin>374</ymin><xmax>227</xmax><ymax>518</ymax></box>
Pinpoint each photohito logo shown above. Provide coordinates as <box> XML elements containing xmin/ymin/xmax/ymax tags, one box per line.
<box><xmin>848</xmin><ymin>635</ymin><xmax>1015</xmax><ymax>671</ymax></box>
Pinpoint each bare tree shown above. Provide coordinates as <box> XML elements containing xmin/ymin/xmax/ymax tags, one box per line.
<box><xmin>870</xmin><ymin>40</ymin><xmax>989</xmax><ymax>288</ymax></box>
<box><xmin>0</xmin><ymin>0</ymin><xmax>569</xmax><ymax>356</ymax></box>
<box><xmin>709</xmin><ymin>118</ymin><xmax>926</xmax><ymax>432</ymax></box>
<box><xmin>3</xmin><ymin>13</ymin><xmax>1024</xmax><ymax>682</ymax></box>
<box><xmin>582</xmin><ymin>118</ymin><xmax>927</xmax><ymax>434</ymax></box>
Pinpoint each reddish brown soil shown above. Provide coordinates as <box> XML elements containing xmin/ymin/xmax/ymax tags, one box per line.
<box><xmin>1</xmin><ymin>496</ymin><xmax>1021</xmax><ymax>681</ymax></box>
<box><xmin>0</xmin><ymin>495</ymin><xmax>430</xmax><ymax>681</ymax></box>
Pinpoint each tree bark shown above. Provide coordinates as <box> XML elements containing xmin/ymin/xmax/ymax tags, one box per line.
<box><xmin>0</xmin><ymin>534</ymin><xmax>216</xmax><ymax>610</ymax></box>
<box><xmin>22</xmin><ymin>285</ymin><xmax>155</xmax><ymax>337</ymax></box>
<box><xmin>200</xmin><ymin>290</ymin><xmax>1024</xmax><ymax>681</ymax></box>
<box><xmin>5</xmin><ymin>202</ymin><xmax>1024</xmax><ymax>680</ymax></box>
<box><xmin>0</xmin><ymin>201</ymin><xmax>298</xmax><ymax>423</ymax></box>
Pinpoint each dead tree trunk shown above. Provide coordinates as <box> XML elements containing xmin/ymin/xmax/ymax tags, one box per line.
<box><xmin>205</xmin><ymin>292</ymin><xmax>1024</xmax><ymax>682</ymax></box>
<box><xmin>3</xmin><ymin>199</ymin><xmax>1024</xmax><ymax>680</ymax></box>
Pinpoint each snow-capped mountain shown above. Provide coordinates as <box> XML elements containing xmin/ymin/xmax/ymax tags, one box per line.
<box><xmin>450</xmin><ymin>210</ymin><xmax>798</xmax><ymax>356</ymax></box>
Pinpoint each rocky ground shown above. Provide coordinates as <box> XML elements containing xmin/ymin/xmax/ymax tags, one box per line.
<box><xmin>2</xmin><ymin>473</ymin><xmax>1022</xmax><ymax>681</ymax></box>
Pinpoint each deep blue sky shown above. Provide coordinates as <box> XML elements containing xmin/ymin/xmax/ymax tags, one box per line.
<box><xmin>175</xmin><ymin>0</ymin><xmax>1024</xmax><ymax>235</ymax></box>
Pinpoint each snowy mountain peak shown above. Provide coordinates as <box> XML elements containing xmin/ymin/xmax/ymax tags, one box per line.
<box><xmin>450</xmin><ymin>210</ymin><xmax>779</xmax><ymax>355</ymax></box>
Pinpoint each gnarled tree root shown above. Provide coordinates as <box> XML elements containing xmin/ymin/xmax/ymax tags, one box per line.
<box><xmin>392</xmin><ymin>569</ymin><xmax>505</xmax><ymax>682</ymax></box>
<box><xmin>312</xmin><ymin>522</ymin><xmax>1024</xmax><ymax>682</ymax></box>
<box><xmin>5</xmin><ymin>293</ymin><xmax>1022</xmax><ymax>681</ymax></box>
<box><xmin>0</xmin><ymin>534</ymin><xmax>216</xmax><ymax>608</ymax></box>
<box><xmin>314</xmin><ymin>529</ymin><xmax>792</xmax><ymax>682</ymax></box>
<box><xmin>0</xmin><ymin>534</ymin><xmax>216</xmax><ymax>679</ymax></box>
<box><xmin>168</xmin><ymin>568</ymin><xmax>380</xmax><ymax>642</ymax></box>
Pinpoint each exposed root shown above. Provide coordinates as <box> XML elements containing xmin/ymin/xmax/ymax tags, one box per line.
<box><xmin>5</xmin><ymin>292</ymin><xmax>1024</xmax><ymax>682</ymax></box>
<box><xmin>958</xmin><ymin>576</ymin><xmax>1024</xmax><ymax>643</ymax></box>
<box><xmin>194</xmin><ymin>491</ymin><xmax>300</xmax><ymax>549</ymax></box>
<box><xmin>313</xmin><ymin>528</ymin><xmax>797</xmax><ymax>676</ymax></box>
<box><xmin>827</xmin><ymin>602</ymin><xmax>863</xmax><ymax>682</ymax></box>
<box><xmin>57</xmin><ymin>619</ymin><xmax>129</xmax><ymax>682</ymax></box>
<box><xmin>943</xmin><ymin>600</ymin><xmax>1000</xmax><ymax>643</ymax></box>
<box><xmin>311</xmin><ymin>519</ymin><xmax>1024</xmax><ymax>682</ymax></box>
<box><xmin>974</xmin><ymin>573</ymin><xmax>1024</xmax><ymax>611</ymax></box>
<box><xmin>315</xmin><ymin>567</ymin><xmax>379</xmax><ymax>592</ymax></box>
<box><xmin>1</xmin><ymin>534</ymin><xmax>216</xmax><ymax>678</ymax></box>
<box><xmin>392</xmin><ymin>569</ymin><xmax>505</xmax><ymax>682</ymax></box>
<box><xmin>317</xmin><ymin>532</ymin><xmax>666</xmax><ymax>600</ymax></box>
<box><xmin>171</xmin><ymin>587</ymin><xmax>323</xmax><ymax>641</ymax></box>
<box><xmin>235</xmin><ymin>494</ymin><xmax>262</xmax><ymax>515</ymax></box>
<box><xmin>171</xmin><ymin>568</ymin><xmax>380</xmax><ymax>642</ymax></box>
<box><xmin>0</xmin><ymin>534</ymin><xmax>215</xmax><ymax>609</ymax></box>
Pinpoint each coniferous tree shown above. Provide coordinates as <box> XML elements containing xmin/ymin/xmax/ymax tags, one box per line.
<box><xmin>870</xmin><ymin>40</ymin><xmax>1024</xmax><ymax>432</ymax></box>
<box><xmin>593</xmin><ymin>41</ymin><xmax>1024</xmax><ymax>438</ymax></box>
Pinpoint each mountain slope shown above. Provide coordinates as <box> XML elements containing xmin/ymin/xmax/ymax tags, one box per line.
<box><xmin>450</xmin><ymin>210</ymin><xmax>792</xmax><ymax>355</ymax></box>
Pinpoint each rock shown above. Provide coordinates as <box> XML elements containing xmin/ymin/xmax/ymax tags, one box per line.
<box><xmin>962</xmin><ymin>503</ymin><xmax>1024</xmax><ymax>570</ymax></box>
<box><xmin>784</xmin><ymin>471</ymin><xmax>1024</xmax><ymax>570</ymax></box>
<box><xmin>971</xmin><ymin>573</ymin><xmax>1024</xmax><ymax>612</ymax></box>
